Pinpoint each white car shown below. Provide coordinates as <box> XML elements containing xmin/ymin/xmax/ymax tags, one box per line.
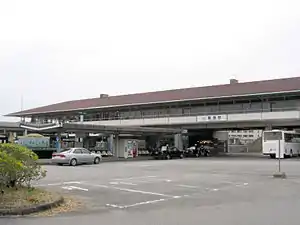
<box><xmin>52</xmin><ymin>148</ymin><xmax>102</xmax><ymax>166</ymax></box>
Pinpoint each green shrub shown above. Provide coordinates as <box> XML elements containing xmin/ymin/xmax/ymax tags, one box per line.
<box><xmin>0</xmin><ymin>143</ymin><xmax>46</xmax><ymax>188</ymax></box>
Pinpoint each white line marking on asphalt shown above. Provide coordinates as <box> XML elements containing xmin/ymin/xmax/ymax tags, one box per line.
<box><xmin>165</xmin><ymin>180</ymin><xmax>172</xmax><ymax>182</ymax></box>
<box><xmin>119</xmin><ymin>182</ymin><xmax>137</xmax><ymax>186</ymax></box>
<box><xmin>111</xmin><ymin>186</ymin><xmax>174</xmax><ymax>197</ymax></box>
<box><xmin>62</xmin><ymin>186</ymin><xmax>73</xmax><ymax>190</ymax></box>
<box><xmin>112</xmin><ymin>176</ymin><xmax>158</xmax><ymax>181</ymax></box>
<box><xmin>69</xmin><ymin>186</ymin><xmax>89</xmax><ymax>191</ymax></box>
<box><xmin>106</xmin><ymin>204</ymin><xmax>121</xmax><ymax>208</ymax></box>
<box><xmin>122</xmin><ymin>199</ymin><xmax>166</xmax><ymax>208</ymax></box>
<box><xmin>109</xmin><ymin>182</ymin><xmax>119</xmax><ymax>185</ymax></box>
<box><xmin>45</xmin><ymin>183</ymin><xmax>62</xmax><ymax>186</ymax></box>
<box><xmin>63</xmin><ymin>181</ymin><xmax>81</xmax><ymax>184</ymax></box>
<box><xmin>212</xmin><ymin>188</ymin><xmax>219</xmax><ymax>191</ymax></box>
<box><xmin>109</xmin><ymin>181</ymin><xmax>137</xmax><ymax>185</ymax></box>
<box><xmin>106</xmin><ymin>198</ymin><xmax>169</xmax><ymax>209</ymax></box>
<box><xmin>177</xmin><ymin>184</ymin><xmax>198</xmax><ymax>189</ymax></box>
<box><xmin>62</xmin><ymin>186</ymin><xmax>89</xmax><ymax>191</ymax></box>
<box><xmin>82</xmin><ymin>183</ymin><xmax>175</xmax><ymax>197</ymax></box>
<box><xmin>36</xmin><ymin>181</ymin><xmax>82</xmax><ymax>187</ymax></box>
<box><xmin>244</xmin><ymin>183</ymin><xmax>249</xmax><ymax>186</ymax></box>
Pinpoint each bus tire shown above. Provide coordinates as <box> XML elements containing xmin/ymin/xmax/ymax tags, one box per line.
<box><xmin>270</xmin><ymin>154</ymin><xmax>275</xmax><ymax>159</ymax></box>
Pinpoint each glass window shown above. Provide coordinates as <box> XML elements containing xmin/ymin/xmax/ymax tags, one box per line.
<box><xmin>264</xmin><ymin>132</ymin><xmax>282</xmax><ymax>141</ymax></box>
<box><xmin>73</xmin><ymin>149</ymin><xmax>82</xmax><ymax>154</ymax></box>
<box><xmin>81</xmin><ymin>148</ymin><xmax>91</xmax><ymax>154</ymax></box>
<box><xmin>284</xmin><ymin>133</ymin><xmax>300</xmax><ymax>143</ymax></box>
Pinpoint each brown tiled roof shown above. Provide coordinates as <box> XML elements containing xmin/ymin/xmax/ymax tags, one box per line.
<box><xmin>7</xmin><ymin>77</ymin><xmax>300</xmax><ymax>117</ymax></box>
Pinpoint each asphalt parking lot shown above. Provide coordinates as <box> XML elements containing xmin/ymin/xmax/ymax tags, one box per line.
<box><xmin>4</xmin><ymin>157</ymin><xmax>300</xmax><ymax>225</ymax></box>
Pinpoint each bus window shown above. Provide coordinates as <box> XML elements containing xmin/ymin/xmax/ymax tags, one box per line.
<box><xmin>264</xmin><ymin>132</ymin><xmax>282</xmax><ymax>141</ymax></box>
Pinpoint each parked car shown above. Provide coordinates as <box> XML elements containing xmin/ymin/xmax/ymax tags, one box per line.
<box><xmin>153</xmin><ymin>146</ymin><xmax>184</xmax><ymax>160</ymax></box>
<box><xmin>52</xmin><ymin>148</ymin><xmax>102</xmax><ymax>166</ymax></box>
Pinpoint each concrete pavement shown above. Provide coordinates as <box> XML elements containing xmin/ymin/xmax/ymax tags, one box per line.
<box><xmin>3</xmin><ymin>157</ymin><xmax>300</xmax><ymax>225</ymax></box>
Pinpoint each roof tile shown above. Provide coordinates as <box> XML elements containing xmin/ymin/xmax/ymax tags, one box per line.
<box><xmin>7</xmin><ymin>77</ymin><xmax>300</xmax><ymax>116</ymax></box>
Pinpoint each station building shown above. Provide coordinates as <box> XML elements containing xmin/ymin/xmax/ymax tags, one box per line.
<box><xmin>5</xmin><ymin>77</ymin><xmax>300</xmax><ymax>154</ymax></box>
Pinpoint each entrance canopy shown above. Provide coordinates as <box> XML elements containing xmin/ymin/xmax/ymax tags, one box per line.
<box><xmin>20</xmin><ymin>122</ymin><xmax>182</xmax><ymax>135</ymax></box>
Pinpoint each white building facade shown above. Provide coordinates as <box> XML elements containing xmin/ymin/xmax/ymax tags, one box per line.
<box><xmin>228</xmin><ymin>130</ymin><xmax>262</xmax><ymax>145</ymax></box>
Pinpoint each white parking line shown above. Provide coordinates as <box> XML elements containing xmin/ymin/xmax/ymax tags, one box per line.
<box><xmin>62</xmin><ymin>186</ymin><xmax>89</xmax><ymax>191</ymax></box>
<box><xmin>109</xmin><ymin>181</ymin><xmax>137</xmax><ymax>185</ymax></box>
<box><xmin>111</xmin><ymin>186</ymin><xmax>174</xmax><ymax>197</ymax></box>
<box><xmin>69</xmin><ymin>186</ymin><xmax>89</xmax><ymax>191</ymax></box>
<box><xmin>35</xmin><ymin>181</ymin><xmax>82</xmax><ymax>187</ymax></box>
<box><xmin>106</xmin><ymin>198</ymin><xmax>168</xmax><ymax>209</ymax></box>
<box><xmin>106</xmin><ymin>196</ymin><xmax>186</xmax><ymax>209</ymax></box>
<box><xmin>122</xmin><ymin>198</ymin><xmax>166</xmax><ymax>208</ymax></box>
<box><xmin>177</xmin><ymin>184</ymin><xmax>198</xmax><ymax>189</ymax></box>
<box><xmin>112</xmin><ymin>176</ymin><xmax>158</xmax><ymax>181</ymax></box>
<box><xmin>119</xmin><ymin>182</ymin><xmax>137</xmax><ymax>186</ymax></box>
<box><xmin>82</xmin><ymin>183</ymin><xmax>175</xmax><ymax>197</ymax></box>
<box><xmin>64</xmin><ymin>181</ymin><xmax>81</xmax><ymax>184</ymax></box>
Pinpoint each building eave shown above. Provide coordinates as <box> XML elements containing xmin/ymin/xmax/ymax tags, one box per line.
<box><xmin>5</xmin><ymin>90</ymin><xmax>300</xmax><ymax>118</ymax></box>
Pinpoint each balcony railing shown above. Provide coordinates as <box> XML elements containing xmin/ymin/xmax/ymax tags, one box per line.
<box><xmin>28</xmin><ymin>107</ymin><xmax>300</xmax><ymax>124</ymax></box>
<box><xmin>81</xmin><ymin>106</ymin><xmax>300</xmax><ymax>122</ymax></box>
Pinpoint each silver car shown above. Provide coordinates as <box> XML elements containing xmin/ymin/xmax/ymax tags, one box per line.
<box><xmin>52</xmin><ymin>148</ymin><xmax>102</xmax><ymax>166</ymax></box>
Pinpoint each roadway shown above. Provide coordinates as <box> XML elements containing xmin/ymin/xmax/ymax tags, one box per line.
<box><xmin>3</xmin><ymin>157</ymin><xmax>300</xmax><ymax>225</ymax></box>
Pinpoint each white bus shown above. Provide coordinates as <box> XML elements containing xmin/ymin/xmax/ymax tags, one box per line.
<box><xmin>262</xmin><ymin>130</ymin><xmax>300</xmax><ymax>158</ymax></box>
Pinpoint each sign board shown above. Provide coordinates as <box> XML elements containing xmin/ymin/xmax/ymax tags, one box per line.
<box><xmin>18</xmin><ymin>136</ymin><xmax>50</xmax><ymax>148</ymax></box>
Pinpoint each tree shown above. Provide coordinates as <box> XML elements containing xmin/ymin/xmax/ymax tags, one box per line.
<box><xmin>0</xmin><ymin>143</ymin><xmax>46</xmax><ymax>189</ymax></box>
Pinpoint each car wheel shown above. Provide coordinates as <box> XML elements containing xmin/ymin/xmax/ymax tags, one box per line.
<box><xmin>94</xmin><ymin>157</ymin><xmax>100</xmax><ymax>164</ymax></box>
<box><xmin>70</xmin><ymin>158</ymin><xmax>77</xmax><ymax>166</ymax></box>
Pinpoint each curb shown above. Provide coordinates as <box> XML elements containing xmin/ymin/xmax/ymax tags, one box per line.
<box><xmin>37</xmin><ymin>157</ymin><xmax>154</xmax><ymax>165</ymax></box>
<box><xmin>0</xmin><ymin>196</ymin><xmax>64</xmax><ymax>216</ymax></box>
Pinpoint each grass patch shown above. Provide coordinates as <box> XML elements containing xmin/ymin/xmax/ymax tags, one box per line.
<box><xmin>0</xmin><ymin>187</ymin><xmax>58</xmax><ymax>210</ymax></box>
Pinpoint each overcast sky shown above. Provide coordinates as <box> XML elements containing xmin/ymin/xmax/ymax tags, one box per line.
<box><xmin>1</xmin><ymin>0</ymin><xmax>300</xmax><ymax>121</ymax></box>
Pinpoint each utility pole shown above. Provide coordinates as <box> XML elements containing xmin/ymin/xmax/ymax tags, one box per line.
<box><xmin>20</xmin><ymin>95</ymin><xmax>24</xmax><ymax>122</ymax></box>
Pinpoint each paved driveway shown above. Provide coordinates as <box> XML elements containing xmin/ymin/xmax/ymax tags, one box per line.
<box><xmin>3</xmin><ymin>157</ymin><xmax>300</xmax><ymax>225</ymax></box>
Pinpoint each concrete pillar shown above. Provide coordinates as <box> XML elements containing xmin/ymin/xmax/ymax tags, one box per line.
<box><xmin>108</xmin><ymin>134</ymin><xmax>114</xmax><ymax>154</ymax></box>
<box><xmin>56</xmin><ymin>134</ymin><xmax>62</xmax><ymax>152</ymax></box>
<box><xmin>174</xmin><ymin>134</ymin><xmax>183</xmax><ymax>149</ymax></box>
<box><xmin>115</xmin><ymin>134</ymin><xmax>119</xmax><ymax>158</ymax></box>
<box><xmin>23</xmin><ymin>129</ymin><xmax>28</xmax><ymax>136</ymax></box>
<box><xmin>75</xmin><ymin>133</ymin><xmax>85</xmax><ymax>147</ymax></box>
<box><xmin>80</xmin><ymin>114</ymin><xmax>84</xmax><ymax>122</ymax></box>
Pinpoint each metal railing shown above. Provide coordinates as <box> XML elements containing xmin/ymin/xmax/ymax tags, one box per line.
<box><xmin>81</xmin><ymin>107</ymin><xmax>300</xmax><ymax>122</ymax></box>
<box><xmin>28</xmin><ymin>106</ymin><xmax>300</xmax><ymax>124</ymax></box>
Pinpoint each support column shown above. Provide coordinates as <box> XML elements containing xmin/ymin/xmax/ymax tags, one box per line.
<box><xmin>115</xmin><ymin>134</ymin><xmax>119</xmax><ymax>158</ymax></box>
<box><xmin>75</xmin><ymin>133</ymin><xmax>85</xmax><ymax>147</ymax></box>
<box><xmin>79</xmin><ymin>114</ymin><xmax>84</xmax><ymax>122</ymax></box>
<box><xmin>108</xmin><ymin>134</ymin><xmax>114</xmax><ymax>155</ymax></box>
<box><xmin>174</xmin><ymin>133</ymin><xmax>183</xmax><ymax>149</ymax></box>
<box><xmin>56</xmin><ymin>133</ymin><xmax>62</xmax><ymax>152</ymax></box>
<box><xmin>23</xmin><ymin>129</ymin><xmax>28</xmax><ymax>136</ymax></box>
